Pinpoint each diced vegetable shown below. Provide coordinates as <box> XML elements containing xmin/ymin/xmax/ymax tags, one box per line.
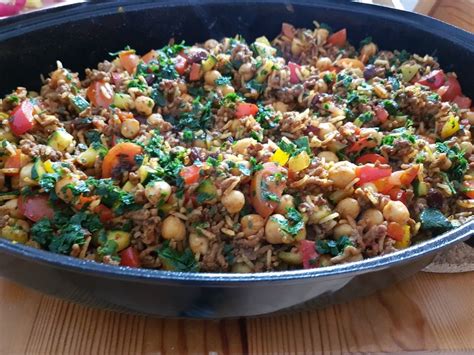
<box><xmin>415</xmin><ymin>181</ymin><xmax>429</xmax><ymax>197</ymax></box>
<box><xmin>70</xmin><ymin>95</ymin><xmax>90</xmax><ymax>113</ymax></box>
<box><xmin>137</xmin><ymin>164</ymin><xmax>155</xmax><ymax>184</ymax></box>
<box><xmin>180</xmin><ymin>165</ymin><xmax>201</xmax><ymax>185</ymax></box>
<box><xmin>254</xmin><ymin>36</ymin><xmax>277</xmax><ymax>57</ymax></box>
<box><xmin>388</xmin><ymin>165</ymin><xmax>420</xmax><ymax>186</ymax></box>
<box><xmin>387</xmin><ymin>222</ymin><xmax>405</xmax><ymax>241</ymax></box>
<box><xmin>196</xmin><ymin>179</ymin><xmax>217</xmax><ymax>203</ymax></box>
<box><xmin>374</xmin><ymin>105</ymin><xmax>389</xmax><ymax>123</ymax></box>
<box><xmin>201</xmin><ymin>55</ymin><xmax>217</xmax><ymax>72</ymax></box>
<box><xmin>255</xmin><ymin>60</ymin><xmax>274</xmax><ymax>83</ymax></box>
<box><xmin>288</xmin><ymin>151</ymin><xmax>310</xmax><ymax>172</ymax></box>
<box><xmin>119</xmin><ymin>50</ymin><xmax>139</xmax><ymax>74</ymax></box>
<box><xmin>9</xmin><ymin>100</ymin><xmax>35</xmax><ymax>136</ymax></box>
<box><xmin>388</xmin><ymin>187</ymin><xmax>407</xmax><ymax>204</ymax></box>
<box><xmin>336</xmin><ymin>58</ymin><xmax>364</xmax><ymax>71</ymax></box>
<box><xmin>77</xmin><ymin>146</ymin><xmax>99</xmax><ymax>168</ymax></box>
<box><xmin>4</xmin><ymin>149</ymin><xmax>27</xmax><ymax>176</ymax></box>
<box><xmin>250</xmin><ymin>162</ymin><xmax>287</xmax><ymax>218</ymax></box>
<box><xmin>48</xmin><ymin>129</ymin><xmax>74</xmax><ymax>152</ymax></box>
<box><xmin>235</xmin><ymin>103</ymin><xmax>258</xmax><ymax>118</ymax></box>
<box><xmin>101</xmin><ymin>142</ymin><xmax>143</xmax><ymax>179</ymax></box>
<box><xmin>94</xmin><ymin>204</ymin><xmax>114</xmax><ymax>223</ymax></box>
<box><xmin>174</xmin><ymin>54</ymin><xmax>188</xmax><ymax>75</ymax></box>
<box><xmin>87</xmin><ymin>80</ymin><xmax>114</xmax><ymax>108</ymax></box>
<box><xmin>327</xmin><ymin>28</ymin><xmax>347</xmax><ymax>47</ymax></box>
<box><xmin>120</xmin><ymin>247</ymin><xmax>141</xmax><ymax>268</ymax></box>
<box><xmin>417</xmin><ymin>70</ymin><xmax>445</xmax><ymax>90</ymax></box>
<box><xmin>278</xmin><ymin>251</ymin><xmax>302</xmax><ymax>265</ymax></box>
<box><xmin>452</xmin><ymin>95</ymin><xmax>472</xmax><ymax>109</ymax></box>
<box><xmin>347</xmin><ymin>137</ymin><xmax>376</xmax><ymax>154</ymax></box>
<box><xmin>141</xmin><ymin>49</ymin><xmax>157</xmax><ymax>63</ymax></box>
<box><xmin>462</xmin><ymin>181</ymin><xmax>474</xmax><ymax>199</ymax></box>
<box><xmin>440</xmin><ymin>115</ymin><xmax>460</xmax><ymax>139</ymax></box>
<box><xmin>355</xmin><ymin>153</ymin><xmax>387</xmax><ymax>165</ymax></box>
<box><xmin>31</xmin><ymin>159</ymin><xmax>46</xmax><ymax>180</ymax></box>
<box><xmin>400</xmin><ymin>64</ymin><xmax>420</xmax><ymax>82</ymax></box>
<box><xmin>19</xmin><ymin>163</ymin><xmax>36</xmax><ymax>187</ymax></box>
<box><xmin>441</xmin><ymin>75</ymin><xmax>462</xmax><ymax>101</ymax></box>
<box><xmin>106</xmin><ymin>230</ymin><xmax>131</xmax><ymax>252</ymax></box>
<box><xmin>394</xmin><ymin>225</ymin><xmax>411</xmax><ymax>249</ymax></box>
<box><xmin>113</xmin><ymin>93</ymin><xmax>134</xmax><ymax>110</ymax></box>
<box><xmin>189</xmin><ymin>63</ymin><xmax>201</xmax><ymax>81</ymax></box>
<box><xmin>288</xmin><ymin>62</ymin><xmax>301</xmax><ymax>84</ymax></box>
<box><xmin>18</xmin><ymin>194</ymin><xmax>54</xmax><ymax>222</ymax></box>
<box><xmin>270</xmin><ymin>148</ymin><xmax>290</xmax><ymax>166</ymax></box>
<box><xmin>299</xmin><ymin>240</ymin><xmax>318</xmax><ymax>269</ymax></box>
<box><xmin>356</xmin><ymin>165</ymin><xmax>392</xmax><ymax>185</ymax></box>
<box><xmin>420</xmin><ymin>208</ymin><xmax>453</xmax><ymax>232</ymax></box>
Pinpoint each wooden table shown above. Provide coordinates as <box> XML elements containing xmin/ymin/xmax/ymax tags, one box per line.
<box><xmin>1</xmin><ymin>1</ymin><xmax>473</xmax><ymax>354</ymax></box>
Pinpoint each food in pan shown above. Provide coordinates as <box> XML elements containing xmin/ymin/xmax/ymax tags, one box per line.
<box><xmin>0</xmin><ymin>22</ymin><xmax>472</xmax><ymax>272</ymax></box>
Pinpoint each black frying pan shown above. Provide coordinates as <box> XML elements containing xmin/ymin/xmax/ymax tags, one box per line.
<box><xmin>0</xmin><ymin>0</ymin><xmax>473</xmax><ymax>318</ymax></box>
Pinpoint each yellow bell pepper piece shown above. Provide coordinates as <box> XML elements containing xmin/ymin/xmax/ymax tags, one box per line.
<box><xmin>395</xmin><ymin>225</ymin><xmax>411</xmax><ymax>249</ymax></box>
<box><xmin>43</xmin><ymin>160</ymin><xmax>55</xmax><ymax>174</ymax></box>
<box><xmin>288</xmin><ymin>151</ymin><xmax>310</xmax><ymax>172</ymax></box>
<box><xmin>441</xmin><ymin>115</ymin><xmax>460</xmax><ymax>139</ymax></box>
<box><xmin>0</xmin><ymin>112</ymin><xmax>9</xmax><ymax>120</ymax></box>
<box><xmin>270</xmin><ymin>148</ymin><xmax>290</xmax><ymax>166</ymax></box>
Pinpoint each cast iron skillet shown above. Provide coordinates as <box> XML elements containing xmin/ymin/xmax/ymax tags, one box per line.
<box><xmin>0</xmin><ymin>0</ymin><xmax>473</xmax><ymax>318</ymax></box>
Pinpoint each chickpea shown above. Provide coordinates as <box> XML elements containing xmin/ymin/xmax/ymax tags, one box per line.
<box><xmin>145</xmin><ymin>180</ymin><xmax>172</xmax><ymax>205</ymax></box>
<box><xmin>147</xmin><ymin>113</ymin><xmax>163</xmax><ymax>128</ymax></box>
<box><xmin>316</xmin><ymin>79</ymin><xmax>328</xmax><ymax>93</ymax></box>
<box><xmin>121</xmin><ymin>118</ymin><xmax>140</xmax><ymax>139</ymax></box>
<box><xmin>383</xmin><ymin>200</ymin><xmax>410</xmax><ymax>224</ymax></box>
<box><xmin>220</xmin><ymin>84</ymin><xmax>235</xmax><ymax>96</ymax></box>
<box><xmin>316</xmin><ymin>57</ymin><xmax>332</xmax><ymax>71</ymax></box>
<box><xmin>336</xmin><ymin>198</ymin><xmax>360</xmax><ymax>219</ymax></box>
<box><xmin>55</xmin><ymin>175</ymin><xmax>79</xmax><ymax>203</ymax></box>
<box><xmin>134</xmin><ymin>96</ymin><xmax>155</xmax><ymax>116</ymax></box>
<box><xmin>2</xmin><ymin>198</ymin><xmax>22</xmax><ymax>218</ymax></box>
<box><xmin>360</xmin><ymin>208</ymin><xmax>384</xmax><ymax>228</ymax></box>
<box><xmin>265</xmin><ymin>214</ymin><xmax>290</xmax><ymax>244</ymax></box>
<box><xmin>232</xmin><ymin>138</ymin><xmax>257</xmax><ymax>155</ymax></box>
<box><xmin>460</xmin><ymin>141</ymin><xmax>473</xmax><ymax>155</ymax></box>
<box><xmin>328</xmin><ymin>162</ymin><xmax>357</xmax><ymax>189</ymax></box>
<box><xmin>317</xmin><ymin>122</ymin><xmax>336</xmax><ymax>140</ymax></box>
<box><xmin>273</xmin><ymin>101</ymin><xmax>288</xmax><ymax>113</ymax></box>
<box><xmin>333</xmin><ymin>223</ymin><xmax>353</xmax><ymax>239</ymax></box>
<box><xmin>161</xmin><ymin>215</ymin><xmax>186</xmax><ymax>241</ymax></box>
<box><xmin>231</xmin><ymin>262</ymin><xmax>253</xmax><ymax>273</ymax></box>
<box><xmin>241</xmin><ymin>214</ymin><xmax>265</xmax><ymax>237</ymax></box>
<box><xmin>189</xmin><ymin>233</ymin><xmax>209</xmax><ymax>255</ymax></box>
<box><xmin>275</xmin><ymin>194</ymin><xmax>295</xmax><ymax>215</ymax></box>
<box><xmin>221</xmin><ymin>190</ymin><xmax>245</xmax><ymax>214</ymax></box>
<box><xmin>1</xmin><ymin>223</ymin><xmax>28</xmax><ymax>244</ymax></box>
<box><xmin>204</xmin><ymin>39</ymin><xmax>219</xmax><ymax>50</ymax></box>
<box><xmin>360</xmin><ymin>43</ymin><xmax>378</xmax><ymax>60</ymax></box>
<box><xmin>238</xmin><ymin>62</ymin><xmax>254</xmax><ymax>82</ymax></box>
<box><xmin>19</xmin><ymin>163</ymin><xmax>36</xmax><ymax>187</ymax></box>
<box><xmin>318</xmin><ymin>151</ymin><xmax>339</xmax><ymax>163</ymax></box>
<box><xmin>204</xmin><ymin>70</ymin><xmax>222</xmax><ymax>86</ymax></box>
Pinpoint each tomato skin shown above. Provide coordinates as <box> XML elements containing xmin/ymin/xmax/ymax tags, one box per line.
<box><xmin>189</xmin><ymin>63</ymin><xmax>201</xmax><ymax>81</ymax></box>
<box><xmin>4</xmin><ymin>149</ymin><xmax>27</xmax><ymax>176</ymax></box>
<box><xmin>102</xmin><ymin>142</ymin><xmax>143</xmax><ymax>179</ymax></box>
<box><xmin>119</xmin><ymin>50</ymin><xmax>140</xmax><ymax>74</ymax></box>
<box><xmin>250</xmin><ymin>162</ymin><xmax>287</xmax><ymax>218</ymax></box>
<box><xmin>347</xmin><ymin>137</ymin><xmax>377</xmax><ymax>154</ymax></box>
<box><xmin>462</xmin><ymin>181</ymin><xmax>474</xmax><ymax>199</ymax></box>
<box><xmin>356</xmin><ymin>153</ymin><xmax>388</xmax><ymax>165</ymax></box>
<box><xmin>87</xmin><ymin>81</ymin><xmax>114</xmax><ymax>108</ymax></box>
<box><xmin>374</xmin><ymin>105</ymin><xmax>389</xmax><ymax>123</ymax></box>
<box><xmin>174</xmin><ymin>55</ymin><xmax>188</xmax><ymax>75</ymax></box>
<box><xmin>142</xmin><ymin>49</ymin><xmax>157</xmax><ymax>64</ymax></box>
<box><xmin>235</xmin><ymin>103</ymin><xmax>259</xmax><ymax>118</ymax></box>
<box><xmin>452</xmin><ymin>95</ymin><xmax>472</xmax><ymax>109</ymax></box>
<box><xmin>441</xmin><ymin>75</ymin><xmax>462</xmax><ymax>101</ymax></box>
<box><xmin>288</xmin><ymin>62</ymin><xmax>301</xmax><ymax>84</ymax></box>
<box><xmin>387</xmin><ymin>222</ymin><xmax>405</xmax><ymax>241</ymax></box>
<box><xmin>327</xmin><ymin>28</ymin><xmax>347</xmax><ymax>47</ymax></box>
<box><xmin>388</xmin><ymin>165</ymin><xmax>419</xmax><ymax>186</ymax></box>
<box><xmin>299</xmin><ymin>240</ymin><xmax>318</xmax><ymax>269</ymax></box>
<box><xmin>388</xmin><ymin>187</ymin><xmax>407</xmax><ymax>204</ymax></box>
<box><xmin>18</xmin><ymin>195</ymin><xmax>54</xmax><ymax>222</ymax></box>
<box><xmin>9</xmin><ymin>100</ymin><xmax>35</xmax><ymax>136</ymax></box>
<box><xmin>94</xmin><ymin>204</ymin><xmax>114</xmax><ymax>223</ymax></box>
<box><xmin>417</xmin><ymin>70</ymin><xmax>445</xmax><ymax>90</ymax></box>
<box><xmin>356</xmin><ymin>165</ymin><xmax>392</xmax><ymax>185</ymax></box>
<box><xmin>373</xmin><ymin>177</ymin><xmax>395</xmax><ymax>194</ymax></box>
<box><xmin>120</xmin><ymin>247</ymin><xmax>141</xmax><ymax>268</ymax></box>
<box><xmin>180</xmin><ymin>165</ymin><xmax>201</xmax><ymax>185</ymax></box>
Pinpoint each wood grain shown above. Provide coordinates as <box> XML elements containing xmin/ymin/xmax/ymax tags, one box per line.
<box><xmin>430</xmin><ymin>0</ymin><xmax>474</xmax><ymax>32</ymax></box>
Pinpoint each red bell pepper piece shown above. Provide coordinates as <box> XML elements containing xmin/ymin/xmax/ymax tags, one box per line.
<box><xmin>441</xmin><ymin>75</ymin><xmax>462</xmax><ymax>101</ymax></box>
<box><xmin>327</xmin><ymin>29</ymin><xmax>347</xmax><ymax>48</ymax></box>
<box><xmin>120</xmin><ymin>247</ymin><xmax>141</xmax><ymax>268</ymax></box>
<box><xmin>417</xmin><ymin>70</ymin><xmax>445</xmax><ymax>90</ymax></box>
<box><xmin>452</xmin><ymin>95</ymin><xmax>471</xmax><ymax>109</ymax></box>
<box><xmin>387</xmin><ymin>222</ymin><xmax>405</xmax><ymax>241</ymax></box>
<box><xmin>288</xmin><ymin>61</ymin><xmax>301</xmax><ymax>84</ymax></box>
<box><xmin>18</xmin><ymin>195</ymin><xmax>54</xmax><ymax>222</ymax></box>
<box><xmin>174</xmin><ymin>54</ymin><xmax>188</xmax><ymax>75</ymax></box>
<box><xmin>235</xmin><ymin>103</ymin><xmax>259</xmax><ymax>118</ymax></box>
<box><xmin>189</xmin><ymin>63</ymin><xmax>201</xmax><ymax>81</ymax></box>
<box><xmin>9</xmin><ymin>100</ymin><xmax>35</xmax><ymax>136</ymax></box>
<box><xmin>180</xmin><ymin>165</ymin><xmax>201</xmax><ymax>185</ymax></box>
<box><xmin>299</xmin><ymin>240</ymin><xmax>318</xmax><ymax>269</ymax></box>
<box><xmin>356</xmin><ymin>165</ymin><xmax>392</xmax><ymax>185</ymax></box>
<box><xmin>356</xmin><ymin>153</ymin><xmax>388</xmax><ymax>165</ymax></box>
<box><xmin>374</xmin><ymin>105</ymin><xmax>389</xmax><ymax>123</ymax></box>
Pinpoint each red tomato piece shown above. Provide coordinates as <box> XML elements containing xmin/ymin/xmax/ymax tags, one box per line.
<box><xmin>388</xmin><ymin>187</ymin><xmax>407</xmax><ymax>204</ymax></box>
<box><xmin>327</xmin><ymin>28</ymin><xmax>347</xmax><ymax>48</ymax></box>
<box><xmin>417</xmin><ymin>70</ymin><xmax>445</xmax><ymax>90</ymax></box>
<box><xmin>9</xmin><ymin>100</ymin><xmax>35</xmax><ymax>136</ymax></box>
<box><xmin>355</xmin><ymin>153</ymin><xmax>388</xmax><ymax>165</ymax></box>
<box><xmin>180</xmin><ymin>165</ymin><xmax>201</xmax><ymax>185</ymax></box>
<box><xmin>373</xmin><ymin>177</ymin><xmax>395</xmax><ymax>194</ymax></box>
<box><xmin>142</xmin><ymin>49</ymin><xmax>157</xmax><ymax>64</ymax></box>
<box><xmin>441</xmin><ymin>75</ymin><xmax>462</xmax><ymax>101</ymax></box>
<box><xmin>102</xmin><ymin>142</ymin><xmax>143</xmax><ymax>179</ymax></box>
<box><xmin>189</xmin><ymin>63</ymin><xmax>201</xmax><ymax>81</ymax></box>
<box><xmin>452</xmin><ymin>95</ymin><xmax>472</xmax><ymax>109</ymax></box>
<box><xmin>120</xmin><ymin>247</ymin><xmax>141</xmax><ymax>268</ymax></box>
<box><xmin>462</xmin><ymin>181</ymin><xmax>474</xmax><ymax>199</ymax></box>
<box><xmin>174</xmin><ymin>55</ymin><xmax>188</xmax><ymax>75</ymax></box>
<box><xmin>288</xmin><ymin>61</ymin><xmax>301</xmax><ymax>84</ymax></box>
<box><xmin>94</xmin><ymin>204</ymin><xmax>114</xmax><ymax>223</ymax></box>
<box><xmin>356</xmin><ymin>165</ymin><xmax>392</xmax><ymax>185</ymax></box>
<box><xmin>4</xmin><ymin>149</ymin><xmax>26</xmax><ymax>176</ymax></box>
<box><xmin>235</xmin><ymin>103</ymin><xmax>259</xmax><ymax>118</ymax></box>
<box><xmin>374</xmin><ymin>105</ymin><xmax>389</xmax><ymax>123</ymax></box>
<box><xmin>18</xmin><ymin>195</ymin><xmax>54</xmax><ymax>222</ymax></box>
<box><xmin>119</xmin><ymin>50</ymin><xmax>139</xmax><ymax>74</ymax></box>
<box><xmin>387</xmin><ymin>222</ymin><xmax>405</xmax><ymax>241</ymax></box>
<box><xmin>250</xmin><ymin>162</ymin><xmax>287</xmax><ymax>218</ymax></box>
<box><xmin>347</xmin><ymin>137</ymin><xmax>376</xmax><ymax>154</ymax></box>
<box><xmin>87</xmin><ymin>80</ymin><xmax>114</xmax><ymax>108</ymax></box>
<box><xmin>389</xmin><ymin>165</ymin><xmax>420</xmax><ymax>186</ymax></box>
<box><xmin>282</xmin><ymin>22</ymin><xmax>295</xmax><ymax>39</ymax></box>
<box><xmin>299</xmin><ymin>240</ymin><xmax>318</xmax><ymax>269</ymax></box>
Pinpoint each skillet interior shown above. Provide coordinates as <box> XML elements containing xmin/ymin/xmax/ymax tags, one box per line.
<box><xmin>0</xmin><ymin>0</ymin><xmax>473</xmax><ymax>317</ymax></box>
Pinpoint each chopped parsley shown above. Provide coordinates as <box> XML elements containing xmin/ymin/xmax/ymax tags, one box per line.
<box><xmin>176</xmin><ymin>97</ymin><xmax>213</xmax><ymax>131</ymax></box>
<box><xmin>435</xmin><ymin>142</ymin><xmax>468</xmax><ymax>182</ymax></box>
<box><xmin>316</xmin><ymin>236</ymin><xmax>353</xmax><ymax>256</ymax></box>
<box><xmin>381</xmin><ymin>127</ymin><xmax>416</xmax><ymax>146</ymax></box>
<box><xmin>157</xmin><ymin>241</ymin><xmax>199</xmax><ymax>272</ymax></box>
<box><xmin>272</xmin><ymin>208</ymin><xmax>305</xmax><ymax>236</ymax></box>
<box><xmin>214</xmin><ymin>76</ymin><xmax>232</xmax><ymax>86</ymax></box>
<box><xmin>382</xmin><ymin>99</ymin><xmax>399</xmax><ymax>115</ymax></box>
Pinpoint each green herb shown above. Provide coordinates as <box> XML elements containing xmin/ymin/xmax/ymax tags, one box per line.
<box><xmin>85</xmin><ymin>178</ymin><xmax>137</xmax><ymax>215</ymax></box>
<box><xmin>183</xmin><ymin>129</ymin><xmax>194</xmax><ymax>142</ymax></box>
<box><xmin>39</xmin><ymin>173</ymin><xmax>60</xmax><ymax>193</ymax></box>
<box><xmin>97</xmin><ymin>239</ymin><xmax>118</xmax><ymax>259</ymax></box>
<box><xmin>435</xmin><ymin>142</ymin><xmax>468</xmax><ymax>182</ymax></box>
<box><xmin>85</xmin><ymin>130</ymin><xmax>102</xmax><ymax>145</ymax></box>
<box><xmin>337</xmin><ymin>73</ymin><xmax>353</xmax><ymax>88</ymax></box>
<box><xmin>278</xmin><ymin>138</ymin><xmax>297</xmax><ymax>155</ymax></box>
<box><xmin>294</xmin><ymin>136</ymin><xmax>311</xmax><ymax>154</ymax></box>
<box><xmin>150</xmin><ymin>87</ymin><xmax>167</xmax><ymax>107</ymax></box>
<box><xmin>381</xmin><ymin>127</ymin><xmax>416</xmax><ymax>146</ymax></box>
<box><xmin>420</xmin><ymin>208</ymin><xmax>453</xmax><ymax>233</ymax></box>
<box><xmin>245</xmin><ymin>79</ymin><xmax>265</xmax><ymax>94</ymax></box>
<box><xmin>214</xmin><ymin>76</ymin><xmax>232</xmax><ymax>86</ymax></box>
<box><xmin>31</xmin><ymin>219</ymin><xmax>54</xmax><ymax>247</ymax></box>
<box><xmin>355</xmin><ymin>111</ymin><xmax>374</xmax><ymax>126</ymax></box>
<box><xmin>382</xmin><ymin>99</ymin><xmax>399</xmax><ymax>115</ymax></box>
<box><xmin>427</xmin><ymin>93</ymin><xmax>440</xmax><ymax>102</ymax></box>
<box><xmin>70</xmin><ymin>95</ymin><xmax>90</xmax><ymax>113</ymax></box>
<box><xmin>250</xmin><ymin>157</ymin><xmax>263</xmax><ymax>172</ymax></box>
<box><xmin>6</xmin><ymin>94</ymin><xmax>19</xmax><ymax>104</ymax></box>
<box><xmin>255</xmin><ymin>104</ymin><xmax>279</xmax><ymax>130</ymax></box>
<box><xmin>316</xmin><ymin>236</ymin><xmax>353</xmax><ymax>256</ymax></box>
<box><xmin>91</xmin><ymin>142</ymin><xmax>108</xmax><ymax>158</ymax></box>
<box><xmin>323</xmin><ymin>72</ymin><xmax>336</xmax><ymax>84</ymax></box>
<box><xmin>176</xmin><ymin>97</ymin><xmax>213</xmax><ymax>131</ymax></box>
<box><xmin>359</xmin><ymin>36</ymin><xmax>373</xmax><ymax>48</ymax></box>
<box><xmin>387</xmin><ymin>76</ymin><xmax>400</xmax><ymax>91</ymax></box>
<box><xmin>272</xmin><ymin>207</ymin><xmax>304</xmax><ymax>236</ymax></box>
<box><xmin>157</xmin><ymin>242</ymin><xmax>199</xmax><ymax>272</ymax></box>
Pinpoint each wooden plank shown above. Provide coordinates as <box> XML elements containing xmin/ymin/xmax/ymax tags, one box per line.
<box><xmin>246</xmin><ymin>272</ymin><xmax>474</xmax><ymax>354</ymax></box>
<box><xmin>429</xmin><ymin>0</ymin><xmax>474</xmax><ymax>32</ymax></box>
